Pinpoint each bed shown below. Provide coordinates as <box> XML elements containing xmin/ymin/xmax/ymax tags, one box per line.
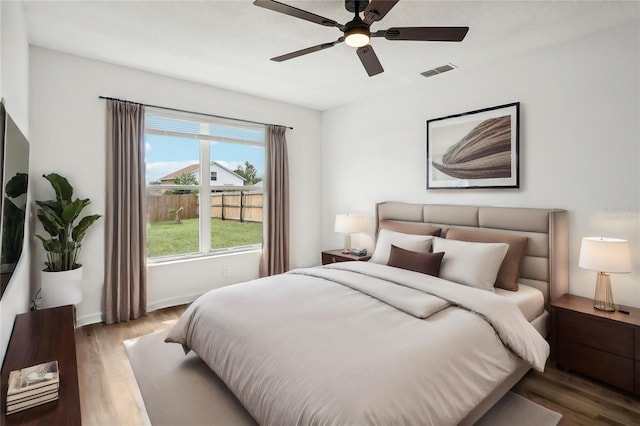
<box><xmin>166</xmin><ymin>202</ymin><xmax>568</xmax><ymax>425</ymax></box>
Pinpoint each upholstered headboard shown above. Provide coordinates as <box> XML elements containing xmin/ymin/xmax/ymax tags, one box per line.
<box><xmin>375</xmin><ymin>202</ymin><xmax>569</xmax><ymax>308</ymax></box>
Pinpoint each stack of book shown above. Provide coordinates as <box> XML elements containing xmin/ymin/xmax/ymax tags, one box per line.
<box><xmin>6</xmin><ymin>360</ymin><xmax>59</xmax><ymax>415</ymax></box>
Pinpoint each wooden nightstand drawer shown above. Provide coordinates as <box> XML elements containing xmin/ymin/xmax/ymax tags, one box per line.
<box><xmin>636</xmin><ymin>329</ymin><xmax>640</xmax><ymax>361</ymax></box>
<box><xmin>556</xmin><ymin>309</ymin><xmax>633</xmax><ymax>357</ymax></box>
<box><xmin>322</xmin><ymin>253</ymin><xmax>355</xmax><ymax>265</ymax></box>
<box><xmin>558</xmin><ymin>340</ymin><xmax>634</xmax><ymax>392</ymax></box>
<box><xmin>322</xmin><ymin>252</ymin><xmax>343</xmax><ymax>264</ymax></box>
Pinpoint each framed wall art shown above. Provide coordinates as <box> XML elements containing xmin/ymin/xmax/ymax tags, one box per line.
<box><xmin>426</xmin><ymin>102</ymin><xmax>519</xmax><ymax>189</ymax></box>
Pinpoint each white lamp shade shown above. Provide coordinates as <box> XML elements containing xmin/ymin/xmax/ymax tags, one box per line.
<box><xmin>579</xmin><ymin>237</ymin><xmax>632</xmax><ymax>273</ymax></box>
<box><xmin>334</xmin><ymin>214</ymin><xmax>364</xmax><ymax>234</ymax></box>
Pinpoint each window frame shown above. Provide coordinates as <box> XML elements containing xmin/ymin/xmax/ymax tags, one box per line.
<box><xmin>144</xmin><ymin>108</ymin><xmax>265</xmax><ymax>263</ymax></box>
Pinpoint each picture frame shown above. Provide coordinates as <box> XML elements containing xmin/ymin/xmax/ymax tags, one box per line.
<box><xmin>426</xmin><ymin>102</ymin><xmax>519</xmax><ymax>189</ymax></box>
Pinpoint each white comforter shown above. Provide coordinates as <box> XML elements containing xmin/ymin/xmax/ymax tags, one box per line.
<box><xmin>166</xmin><ymin>262</ymin><xmax>549</xmax><ymax>425</ymax></box>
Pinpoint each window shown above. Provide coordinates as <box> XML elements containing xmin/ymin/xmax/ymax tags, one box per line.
<box><xmin>144</xmin><ymin>108</ymin><xmax>265</xmax><ymax>261</ymax></box>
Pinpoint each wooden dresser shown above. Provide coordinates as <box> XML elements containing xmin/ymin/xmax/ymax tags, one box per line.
<box><xmin>550</xmin><ymin>294</ymin><xmax>640</xmax><ymax>396</ymax></box>
<box><xmin>0</xmin><ymin>305</ymin><xmax>81</xmax><ymax>425</ymax></box>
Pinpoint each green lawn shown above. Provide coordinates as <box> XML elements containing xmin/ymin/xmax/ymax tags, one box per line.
<box><xmin>147</xmin><ymin>218</ymin><xmax>262</xmax><ymax>257</ymax></box>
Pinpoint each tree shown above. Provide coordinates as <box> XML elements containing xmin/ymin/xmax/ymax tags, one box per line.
<box><xmin>234</xmin><ymin>161</ymin><xmax>262</xmax><ymax>185</ymax></box>
<box><xmin>165</xmin><ymin>173</ymin><xmax>198</xmax><ymax>195</ymax></box>
<box><xmin>173</xmin><ymin>172</ymin><xmax>198</xmax><ymax>186</ymax></box>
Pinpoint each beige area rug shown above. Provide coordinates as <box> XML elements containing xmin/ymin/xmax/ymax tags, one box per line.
<box><xmin>125</xmin><ymin>331</ymin><xmax>561</xmax><ymax>426</ymax></box>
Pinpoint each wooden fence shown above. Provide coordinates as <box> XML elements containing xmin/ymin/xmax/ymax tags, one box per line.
<box><xmin>210</xmin><ymin>191</ymin><xmax>263</xmax><ymax>223</ymax></box>
<box><xmin>147</xmin><ymin>194</ymin><xmax>199</xmax><ymax>222</ymax></box>
<box><xmin>147</xmin><ymin>191</ymin><xmax>263</xmax><ymax>223</ymax></box>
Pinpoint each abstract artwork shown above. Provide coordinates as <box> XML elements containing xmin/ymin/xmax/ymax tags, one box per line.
<box><xmin>426</xmin><ymin>102</ymin><xmax>519</xmax><ymax>189</ymax></box>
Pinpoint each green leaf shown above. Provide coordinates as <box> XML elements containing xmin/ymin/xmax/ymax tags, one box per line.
<box><xmin>43</xmin><ymin>173</ymin><xmax>73</xmax><ymax>204</ymax></box>
<box><xmin>4</xmin><ymin>173</ymin><xmax>28</xmax><ymax>198</ymax></box>
<box><xmin>35</xmin><ymin>200</ymin><xmax>63</xmax><ymax>218</ymax></box>
<box><xmin>3</xmin><ymin>198</ymin><xmax>21</xmax><ymax>220</ymax></box>
<box><xmin>35</xmin><ymin>235</ymin><xmax>62</xmax><ymax>253</ymax></box>
<box><xmin>1</xmin><ymin>198</ymin><xmax>25</xmax><ymax>264</ymax></box>
<box><xmin>72</xmin><ymin>214</ymin><xmax>101</xmax><ymax>243</ymax></box>
<box><xmin>36</xmin><ymin>207</ymin><xmax>63</xmax><ymax>237</ymax></box>
<box><xmin>62</xmin><ymin>198</ymin><xmax>91</xmax><ymax>224</ymax></box>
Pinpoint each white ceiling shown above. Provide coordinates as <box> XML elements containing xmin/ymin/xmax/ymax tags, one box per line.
<box><xmin>23</xmin><ymin>0</ymin><xmax>639</xmax><ymax>111</ymax></box>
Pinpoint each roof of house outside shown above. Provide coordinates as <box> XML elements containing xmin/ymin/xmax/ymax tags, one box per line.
<box><xmin>159</xmin><ymin>163</ymin><xmax>199</xmax><ymax>182</ymax></box>
<box><xmin>159</xmin><ymin>161</ymin><xmax>245</xmax><ymax>183</ymax></box>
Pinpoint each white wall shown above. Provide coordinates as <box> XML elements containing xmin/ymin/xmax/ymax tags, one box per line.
<box><xmin>210</xmin><ymin>163</ymin><xmax>244</xmax><ymax>186</ymax></box>
<box><xmin>29</xmin><ymin>47</ymin><xmax>322</xmax><ymax>325</ymax></box>
<box><xmin>321</xmin><ymin>21</ymin><xmax>640</xmax><ymax>308</ymax></box>
<box><xmin>1</xmin><ymin>3</ymin><xmax>29</xmax><ymax>127</ymax></box>
<box><xmin>0</xmin><ymin>1</ymin><xmax>32</xmax><ymax>362</ymax></box>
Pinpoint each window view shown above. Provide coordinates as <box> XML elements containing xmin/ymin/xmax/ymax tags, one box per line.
<box><xmin>144</xmin><ymin>109</ymin><xmax>265</xmax><ymax>260</ymax></box>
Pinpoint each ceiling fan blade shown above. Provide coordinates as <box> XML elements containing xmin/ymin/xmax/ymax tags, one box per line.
<box><xmin>374</xmin><ymin>27</ymin><xmax>469</xmax><ymax>42</ymax></box>
<box><xmin>356</xmin><ymin>45</ymin><xmax>384</xmax><ymax>77</ymax></box>
<box><xmin>253</xmin><ymin>0</ymin><xmax>343</xmax><ymax>30</ymax></box>
<box><xmin>363</xmin><ymin>0</ymin><xmax>399</xmax><ymax>25</ymax></box>
<box><xmin>271</xmin><ymin>39</ymin><xmax>343</xmax><ymax>62</ymax></box>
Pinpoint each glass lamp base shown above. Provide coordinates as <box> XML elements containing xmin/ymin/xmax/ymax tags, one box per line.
<box><xmin>342</xmin><ymin>234</ymin><xmax>352</xmax><ymax>254</ymax></box>
<box><xmin>593</xmin><ymin>272</ymin><xmax>615</xmax><ymax>312</ymax></box>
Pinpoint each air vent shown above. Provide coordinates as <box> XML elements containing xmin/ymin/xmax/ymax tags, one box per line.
<box><xmin>420</xmin><ymin>63</ymin><xmax>457</xmax><ymax>78</ymax></box>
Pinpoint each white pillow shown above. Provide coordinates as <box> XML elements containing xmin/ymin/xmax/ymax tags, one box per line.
<box><xmin>432</xmin><ymin>237</ymin><xmax>509</xmax><ymax>291</ymax></box>
<box><xmin>369</xmin><ymin>229</ymin><xmax>434</xmax><ymax>265</ymax></box>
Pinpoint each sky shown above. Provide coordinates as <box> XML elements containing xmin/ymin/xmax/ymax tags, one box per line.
<box><xmin>144</xmin><ymin>114</ymin><xmax>265</xmax><ymax>184</ymax></box>
<box><xmin>145</xmin><ymin>134</ymin><xmax>265</xmax><ymax>183</ymax></box>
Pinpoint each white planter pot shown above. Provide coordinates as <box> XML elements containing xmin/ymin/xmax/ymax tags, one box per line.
<box><xmin>40</xmin><ymin>267</ymin><xmax>83</xmax><ymax>309</ymax></box>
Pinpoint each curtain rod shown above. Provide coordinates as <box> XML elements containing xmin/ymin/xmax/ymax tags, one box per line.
<box><xmin>98</xmin><ymin>96</ymin><xmax>293</xmax><ymax>130</ymax></box>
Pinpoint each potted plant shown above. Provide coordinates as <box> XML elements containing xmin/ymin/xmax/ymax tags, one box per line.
<box><xmin>35</xmin><ymin>173</ymin><xmax>101</xmax><ymax>308</ymax></box>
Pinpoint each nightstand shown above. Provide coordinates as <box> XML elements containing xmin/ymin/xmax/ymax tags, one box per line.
<box><xmin>550</xmin><ymin>293</ymin><xmax>640</xmax><ymax>396</ymax></box>
<box><xmin>321</xmin><ymin>249</ymin><xmax>371</xmax><ymax>265</ymax></box>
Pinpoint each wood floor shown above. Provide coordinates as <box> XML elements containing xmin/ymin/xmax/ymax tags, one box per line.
<box><xmin>75</xmin><ymin>305</ymin><xmax>640</xmax><ymax>426</ymax></box>
<box><xmin>75</xmin><ymin>306</ymin><xmax>185</xmax><ymax>426</ymax></box>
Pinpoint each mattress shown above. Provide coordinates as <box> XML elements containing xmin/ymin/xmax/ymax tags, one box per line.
<box><xmin>167</xmin><ymin>262</ymin><xmax>550</xmax><ymax>425</ymax></box>
<box><xmin>495</xmin><ymin>283</ymin><xmax>545</xmax><ymax>322</ymax></box>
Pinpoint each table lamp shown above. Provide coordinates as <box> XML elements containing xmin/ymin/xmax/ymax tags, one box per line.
<box><xmin>334</xmin><ymin>214</ymin><xmax>364</xmax><ymax>254</ymax></box>
<box><xmin>578</xmin><ymin>237</ymin><xmax>632</xmax><ymax>312</ymax></box>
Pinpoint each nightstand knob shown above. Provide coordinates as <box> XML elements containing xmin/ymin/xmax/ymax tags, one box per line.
<box><xmin>331</xmin><ymin>256</ymin><xmax>336</xmax><ymax>263</ymax></box>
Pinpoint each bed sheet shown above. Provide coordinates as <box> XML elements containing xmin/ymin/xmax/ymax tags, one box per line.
<box><xmin>495</xmin><ymin>284</ymin><xmax>545</xmax><ymax>322</ymax></box>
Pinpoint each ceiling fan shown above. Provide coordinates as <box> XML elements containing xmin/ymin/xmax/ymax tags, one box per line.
<box><xmin>253</xmin><ymin>0</ymin><xmax>469</xmax><ymax>77</ymax></box>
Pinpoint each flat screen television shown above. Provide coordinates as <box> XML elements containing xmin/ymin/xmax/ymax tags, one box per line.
<box><xmin>0</xmin><ymin>101</ymin><xmax>30</xmax><ymax>299</ymax></box>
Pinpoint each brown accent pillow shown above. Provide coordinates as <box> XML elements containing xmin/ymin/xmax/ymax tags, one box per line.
<box><xmin>380</xmin><ymin>220</ymin><xmax>441</xmax><ymax>237</ymax></box>
<box><xmin>445</xmin><ymin>228</ymin><xmax>528</xmax><ymax>291</ymax></box>
<box><xmin>387</xmin><ymin>245</ymin><xmax>445</xmax><ymax>277</ymax></box>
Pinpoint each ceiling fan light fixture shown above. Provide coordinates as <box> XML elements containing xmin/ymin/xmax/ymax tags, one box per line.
<box><xmin>345</xmin><ymin>31</ymin><xmax>370</xmax><ymax>47</ymax></box>
<box><xmin>344</xmin><ymin>17</ymin><xmax>370</xmax><ymax>47</ymax></box>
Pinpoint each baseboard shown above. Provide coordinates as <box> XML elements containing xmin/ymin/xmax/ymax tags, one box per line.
<box><xmin>75</xmin><ymin>293</ymin><xmax>201</xmax><ymax>327</ymax></box>
<box><xmin>76</xmin><ymin>312</ymin><xmax>104</xmax><ymax>327</ymax></box>
<box><xmin>146</xmin><ymin>293</ymin><xmax>202</xmax><ymax>312</ymax></box>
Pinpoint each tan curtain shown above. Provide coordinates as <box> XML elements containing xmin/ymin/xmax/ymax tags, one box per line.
<box><xmin>259</xmin><ymin>125</ymin><xmax>290</xmax><ymax>276</ymax></box>
<box><xmin>104</xmin><ymin>99</ymin><xmax>147</xmax><ymax>323</ymax></box>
